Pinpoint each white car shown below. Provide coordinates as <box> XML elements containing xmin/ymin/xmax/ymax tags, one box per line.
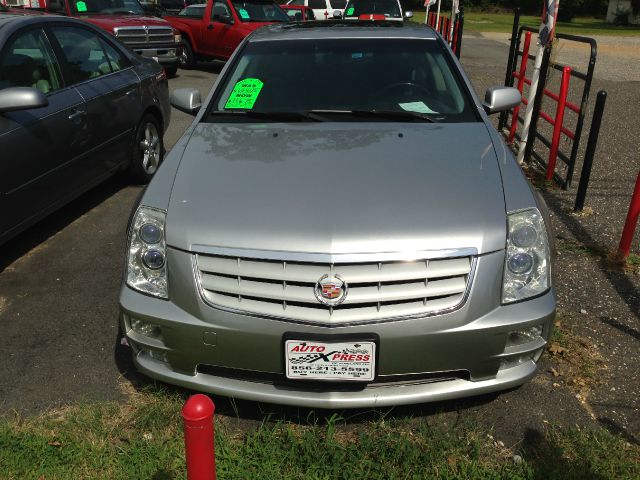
<box><xmin>286</xmin><ymin>0</ymin><xmax>347</xmax><ymax>20</ymax></box>
<box><xmin>342</xmin><ymin>0</ymin><xmax>412</xmax><ymax>21</ymax></box>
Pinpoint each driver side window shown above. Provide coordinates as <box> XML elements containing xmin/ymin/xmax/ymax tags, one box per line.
<box><xmin>211</xmin><ymin>0</ymin><xmax>231</xmax><ymax>20</ymax></box>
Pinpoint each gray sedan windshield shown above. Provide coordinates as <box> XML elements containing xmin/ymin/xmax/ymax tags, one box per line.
<box><xmin>208</xmin><ymin>38</ymin><xmax>477</xmax><ymax>122</ymax></box>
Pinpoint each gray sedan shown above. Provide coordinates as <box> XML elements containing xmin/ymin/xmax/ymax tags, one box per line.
<box><xmin>120</xmin><ymin>21</ymin><xmax>555</xmax><ymax>408</ymax></box>
<box><xmin>0</xmin><ymin>15</ymin><xmax>170</xmax><ymax>245</ymax></box>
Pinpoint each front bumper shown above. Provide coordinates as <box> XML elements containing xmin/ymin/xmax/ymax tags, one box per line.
<box><xmin>130</xmin><ymin>44</ymin><xmax>182</xmax><ymax>67</ymax></box>
<box><xmin>120</xmin><ymin>249</ymin><xmax>555</xmax><ymax>408</ymax></box>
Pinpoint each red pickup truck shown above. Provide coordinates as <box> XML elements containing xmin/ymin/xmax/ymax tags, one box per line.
<box><xmin>6</xmin><ymin>0</ymin><xmax>183</xmax><ymax>76</ymax></box>
<box><xmin>164</xmin><ymin>0</ymin><xmax>289</xmax><ymax>68</ymax></box>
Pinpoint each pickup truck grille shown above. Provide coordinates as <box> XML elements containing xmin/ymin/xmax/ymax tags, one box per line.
<box><xmin>194</xmin><ymin>251</ymin><xmax>475</xmax><ymax>325</ymax></box>
<box><xmin>113</xmin><ymin>26</ymin><xmax>174</xmax><ymax>46</ymax></box>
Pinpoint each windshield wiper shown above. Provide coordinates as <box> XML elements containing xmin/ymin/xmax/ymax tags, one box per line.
<box><xmin>308</xmin><ymin>109</ymin><xmax>438</xmax><ymax>123</ymax></box>
<box><xmin>209</xmin><ymin>111</ymin><xmax>325</xmax><ymax>122</ymax></box>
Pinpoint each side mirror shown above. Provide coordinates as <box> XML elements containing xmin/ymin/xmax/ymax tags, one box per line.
<box><xmin>482</xmin><ymin>86</ymin><xmax>521</xmax><ymax>114</ymax></box>
<box><xmin>170</xmin><ymin>88</ymin><xmax>202</xmax><ymax>115</ymax></box>
<box><xmin>0</xmin><ymin>87</ymin><xmax>48</xmax><ymax>113</ymax></box>
<box><xmin>214</xmin><ymin>13</ymin><xmax>234</xmax><ymax>24</ymax></box>
<box><xmin>332</xmin><ymin>10</ymin><xmax>342</xmax><ymax>18</ymax></box>
<box><xmin>404</xmin><ymin>10</ymin><xmax>413</xmax><ymax>18</ymax></box>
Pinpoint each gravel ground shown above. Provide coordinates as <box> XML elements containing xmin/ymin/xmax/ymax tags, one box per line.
<box><xmin>462</xmin><ymin>31</ymin><xmax>640</xmax><ymax>442</ymax></box>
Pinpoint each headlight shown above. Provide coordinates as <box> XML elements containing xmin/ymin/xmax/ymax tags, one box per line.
<box><xmin>502</xmin><ymin>208</ymin><xmax>550</xmax><ymax>303</ymax></box>
<box><xmin>174</xmin><ymin>32</ymin><xmax>182</xmax><ymax>44</ymax></box>
<box><xmin>126</xmin><ymin>206</ymin><xmax>168</xmax><ymax>299</ymax></box>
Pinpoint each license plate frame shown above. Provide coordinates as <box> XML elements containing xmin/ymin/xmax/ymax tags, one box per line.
<box><xmin>284</xmin><ymin>337</ymin><xmax>376</xmax><ymax>382</ymax></box>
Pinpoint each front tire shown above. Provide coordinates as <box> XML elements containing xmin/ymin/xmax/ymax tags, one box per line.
<box><xmin>179</xmin><ymin>39</ymin><xmax>195</xmax><ymax>69</ymax></box>
<box><xmin>130</xmin><ymin>114</ymin><xmax>164</xmax><ymax>184</ymax></box>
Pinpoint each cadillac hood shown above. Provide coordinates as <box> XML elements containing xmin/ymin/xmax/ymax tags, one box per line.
<box><xmin>165</xmin><ymin>122</ymin><xmax>507</xmax><ymax>255</ymax></box>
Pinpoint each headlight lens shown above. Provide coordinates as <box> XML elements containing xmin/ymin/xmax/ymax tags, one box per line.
<box><xmin>174</xmin><ymin>33</ymin><xmax>182</xmax><ymax>44</ymax></box>
<box><xmin>126</xmin><ymin>206</ymin><xmax>168</xmax><ymax>299</ymax></box>
<box><xmin>502</xmin><ymin>208</ymin><xmax>550</xmax><ymax>303</ymax></box>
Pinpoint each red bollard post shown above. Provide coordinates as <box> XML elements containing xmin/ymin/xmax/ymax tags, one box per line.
<box><xmin>618</xmin><ymin>171</ymin><xmax>640</xmax><ymax>259</ymax></box>
<box><xmin>546</xmin><ymin>66</ymin><xmax>572</xmax><ymax>180</ymax></box>
<box><xmin>182</xmin><ymin>394</ymin><xmax>216</xmax><ymax>480</ymax></box>
<box><xmin>508</xmin><ymin>31</ymin><xmax>532</xmax><ymax>144</ymax></box>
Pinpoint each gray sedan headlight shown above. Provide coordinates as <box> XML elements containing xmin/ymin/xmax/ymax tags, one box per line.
<box><xmin>126</xmin><ymin>206</ymin><xmax>168</xmax><ymax>299</ymax></box>
<box><xmin>502</xmin><ymin>208</ymin><xmax>550</xmax><ymax>303</ymax></box>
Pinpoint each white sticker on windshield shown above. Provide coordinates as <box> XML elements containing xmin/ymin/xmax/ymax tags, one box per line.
<box><xmin>398</xmin><ymin>101</ymin><xmax>439</xmax><ymax>114</ymax></box>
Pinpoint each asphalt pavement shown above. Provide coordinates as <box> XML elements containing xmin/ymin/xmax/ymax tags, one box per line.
<box><xmin>0</xmin><ymin>35</ymin><xmax>638</xmax><ymax>446</ymax></box>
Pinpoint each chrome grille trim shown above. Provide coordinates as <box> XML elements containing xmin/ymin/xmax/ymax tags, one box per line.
<box><xmin>193</xmin><ymin>248</ymin><xmax>477</xmax><ymax>326</ymax></box>
<box><xmin>113</xmin><ymin>26</ymin><xmax>174</xmax><ymax>46</ymax></box>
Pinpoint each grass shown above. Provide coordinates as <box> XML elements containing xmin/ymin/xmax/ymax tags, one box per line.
<box><xmin>411</xmin><ymin>12</ymin><xmax>640</xmax><ymax>36</ymax></box>
<box><xmin>0</xmin><ymin>388</ymin><xmax>639</xmax><ymax>479</ymax></box>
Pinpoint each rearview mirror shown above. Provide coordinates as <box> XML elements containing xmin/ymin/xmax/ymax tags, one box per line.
<box><xmin>404</xmin><ymin>11</ymin><xmax>413</xmax><ymax>18</ymax></box>
<box><xmin>170</xmin><ymin>88</ymin><xmax>202</xmax><ymax>115</ymax></box>
<box><xmin>482</xmin><ymin>86</ymin><xmax>521</xmax><ymax>114</ymax></box>
<box><xmin>0</xmin><ymin>87</ymin><xmax>48</xmax><ymax>113</ymax></box>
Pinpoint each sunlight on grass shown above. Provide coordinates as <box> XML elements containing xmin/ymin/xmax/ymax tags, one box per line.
<box><xmin>0</xmin><ymin>387</ymin><xmax>639</xmax><ymax>479</ymax></box>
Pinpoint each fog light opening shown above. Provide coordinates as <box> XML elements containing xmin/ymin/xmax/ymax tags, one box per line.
<box><xmin>130</xmin><ymin>318</ymin><xmax>163</xmax><ymax>339</ymax></box>
<box><xmin>145</xmin><ymin>348</ymin><xmax>169</xmax><ymax>363</ymax></box>
<box><xmin>505</xmin><ymin>324</ymin><xmax>543</xmax><ymax>348</ymax></box>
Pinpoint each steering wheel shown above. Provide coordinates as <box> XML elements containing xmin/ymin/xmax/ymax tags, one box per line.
<box><xmin>374</xmin><ymin>82</ymin><xmax>432</xmax><ymax>98</ymax></box>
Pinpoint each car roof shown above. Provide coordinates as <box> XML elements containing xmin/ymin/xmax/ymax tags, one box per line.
<box><xmin>249</xmin><ymin>21</ymin><xmax>439</xmax><ymax>42</ymax></box>
<box><xmin>0</xmin><ymin>14</ymin><xmax>110</xmax><ymax>45</ymax></box>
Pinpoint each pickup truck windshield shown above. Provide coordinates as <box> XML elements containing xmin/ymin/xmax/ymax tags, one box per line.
<box><xmin>208</xmin><ymin>38</ymin><xmax>476</xmax><ymax>123</ymax></box>
<box><xmin>231</xmin><ymin>0</ymin><xmax>289</xmax><ymax>22</ymax></box>
<box><xmin>344</xmin><ymin>0</ymin><xmax>401</xmax><ymax>18</ymax></box>
<box><xmin>71</xmin><ymin>0</ymin><xmax>145</xmax><ymax>15</ymax></box>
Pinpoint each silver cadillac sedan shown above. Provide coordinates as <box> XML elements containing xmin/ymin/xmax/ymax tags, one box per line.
<box><xmin>119</xmin><ymin>21</ymin><xmax>555</xmax><ymax>408</ymax></box>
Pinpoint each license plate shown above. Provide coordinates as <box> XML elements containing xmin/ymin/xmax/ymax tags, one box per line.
<box><xmin>285</xmin><ymin>340</ymin><xmax>375</xmax><ymax>381</ymax></box>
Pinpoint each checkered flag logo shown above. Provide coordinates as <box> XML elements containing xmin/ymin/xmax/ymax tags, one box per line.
<box><xmin>289</xmin><ymin>354</ymin><xmax>322</xmax><ymax>365</ymax></box>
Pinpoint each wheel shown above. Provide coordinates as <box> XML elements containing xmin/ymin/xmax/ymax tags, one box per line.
<box><xmin>164</xmin><ymin>66</ymin><xmax>178</xmax><ymax>78</ymax></box>
<box><xmin>179</xmin><ymin>39</ymin><xmax>195</xmax><ymax>69</ymax></box>
<box><xmin>130</xmin><ymin>114</ymin><xmax>164</xmax><ymax>184</ymax></box>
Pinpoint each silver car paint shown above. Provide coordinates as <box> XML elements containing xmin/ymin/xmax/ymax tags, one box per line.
<box><xmin>120</xmin><ymin>23</ymin><xmax>555</xmax><ymax>408</ymax></box>
<box><xmin>166</xmin><ymin>123</ymin><xmax>506</xmax><ymax>255</ymax></box>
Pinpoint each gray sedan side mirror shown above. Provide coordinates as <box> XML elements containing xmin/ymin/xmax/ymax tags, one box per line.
<box><xmin>170</xmin><ymin>88</ymin><xmax>202</xmax><ymax>115</ymax></box>
<box><xmin>404</xmin><ymin>11</ymin><xmax>413</xmax><ymax>18</ymax></box>
<box><xmin>0</xmin><ymin>87</ymin><xmax>48</xmax><ymax>113</ymax></box>
<box><xmin>482</xmin><ymin>86</ymin><xmax>521</xmax><ymax>114</ymax></box>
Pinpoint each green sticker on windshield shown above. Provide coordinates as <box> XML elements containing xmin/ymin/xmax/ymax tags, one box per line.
<box><xmin>238</xmin><ymin>8</ymin><xmax>250</xmax><ymax>19</ymax></box>
<box><xmin>76</xmin><ymin>1</ymin><xmax>87</xmax><ymax>12</ymax></box>
<box><xmin>346</xmin><ymin>7</ymin><xmax>354</xmax><ymax>15</ymax></box>
<box><xmin>224</xmin><ymin>78</ymin><xmax>264</xmax><ymax>110</ymax></box>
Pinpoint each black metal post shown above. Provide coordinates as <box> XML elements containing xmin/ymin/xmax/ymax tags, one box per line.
<box><xmin>574</xmin><ymin>90</ymin><xmax>607</xmax><ymax>212</ymax></box>
<box><xmin>455</xmin><ymin>10</ymin><xmax>464</xmax><ymax>59</ymax></box>
<box><xmin>563</xmin><ymin>36</ymin><xmax>598</xmax><ymax>190</ymax></box>
<box><xmin>522</xmin><ymin>45</ymin><xmax>552</xmax><ymax>163</ymax></box>
<box><xmin>498</xmin><ymin>8</ymin><xmax>521</xmax><ymax>131</ymax></box>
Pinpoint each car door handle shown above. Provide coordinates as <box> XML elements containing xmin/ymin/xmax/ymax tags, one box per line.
<box><xmin>207</xmin><ymin>23</ymin><xmax>214</xmax><ymax>30</ymax></box>
<box><xmin>126</xmin><ymin>89</ymin><xmax>137</xmax><ymax>98</ymax></box>
<box><xmin>68</xmin><ymin>110</ymin><xmax>86</xmax><ymax>123</ymax></box>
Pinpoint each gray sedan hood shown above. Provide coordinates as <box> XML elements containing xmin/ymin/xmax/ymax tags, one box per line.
<box><xmin>166</xmin><ymin>122</ymin><xmax>506</xmax><ymax>255</ymax></box>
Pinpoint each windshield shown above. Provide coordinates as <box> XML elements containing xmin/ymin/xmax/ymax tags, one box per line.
<box><xmin>71</xmin><ymin>0</ymin><xmax>145</xmax><ymax>15</ymax></box>
<box><xmin>343</xmin><ymin>0</ymin><xmax>400</xmax><ymax>18</ymax></box>
<box><xmin>207</xmin><ymin>38</ymin><xmax>476</xmax><ymax>122</ymax></box>
<box><xmin>231</xmin><ymin>0</ymin><xmax>289</xmax><ymax>22</ymax></box>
